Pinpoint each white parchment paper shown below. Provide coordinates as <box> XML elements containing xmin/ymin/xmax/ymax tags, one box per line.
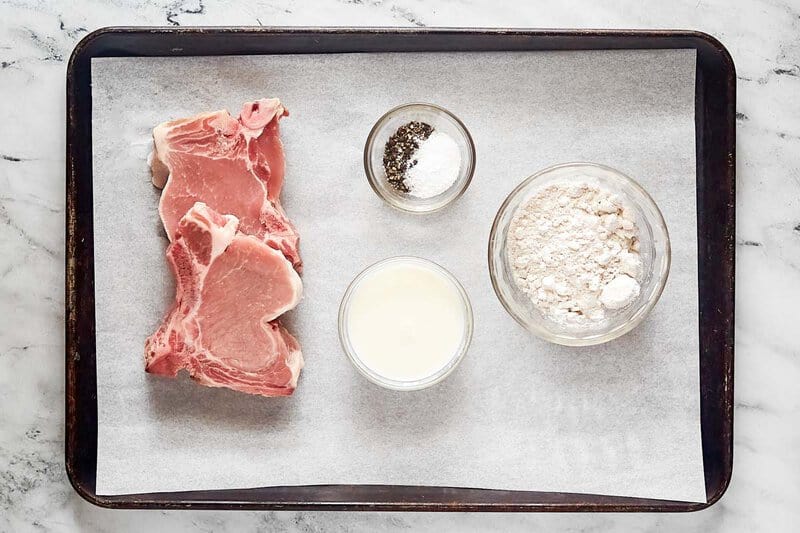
<box><xmin>91</xmin><ymin>50</ymin><xmax>705</xmax><ymax>502</ymax></box>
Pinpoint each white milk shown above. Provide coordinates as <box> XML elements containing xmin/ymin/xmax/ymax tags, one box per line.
<box><xmin>344</xmin><ymin>259</ymin><xmax>469</xmax><ymax>383</ymax></box>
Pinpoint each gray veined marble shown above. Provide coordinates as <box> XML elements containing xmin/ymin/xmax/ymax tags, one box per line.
<box><xmin>1</xmin><ymin>0</ymin><xmax>798</xmax><ymax>531</ymax></box>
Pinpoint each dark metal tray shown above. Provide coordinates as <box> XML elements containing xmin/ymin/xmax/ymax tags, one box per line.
<box><xmin>66</xmin><ymin>27</ymin><xmax>735</xmax><ymax>512</ymax></box>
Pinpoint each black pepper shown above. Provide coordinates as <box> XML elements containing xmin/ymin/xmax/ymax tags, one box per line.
<box><xmin>382</xmin><ymin>121</ymin><xmax>434</xmax><ymax>193</ymax></box>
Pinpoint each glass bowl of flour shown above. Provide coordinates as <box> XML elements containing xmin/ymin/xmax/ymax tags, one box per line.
<box><xmin>488</xmin><ymin>162</ymin><xmax>671</xmax><ymax>346</ymax></box>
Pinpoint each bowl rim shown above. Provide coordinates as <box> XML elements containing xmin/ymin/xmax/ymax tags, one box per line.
<box><xmin>487</xmin><ymin>161</ymin><xmax>672</xmax><ymax>346</ymax></box>
<box><xmin>338</xmin><ymin>255</ymin><xmax>474</xmax><ymax>390</ymax></box>
<box><xmin>363</xmin><ymin>102</ymin><xmax>476</xmax><ymax>214</ymax></box>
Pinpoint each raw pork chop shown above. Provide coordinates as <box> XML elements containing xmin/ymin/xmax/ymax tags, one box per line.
<box><xmin>151</xmin><ymin>98</ymin><xmax>301</xmax><ymax>270</ymax></box>
<box><xmin>145</xmin><ymin>202</ymin><xmax>304</xmax><ymax>397</ymax></box>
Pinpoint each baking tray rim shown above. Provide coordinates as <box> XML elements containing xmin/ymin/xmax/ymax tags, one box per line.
<box><xmin>65</xmin><ymin>26</ymin><xmax>735</xmax><ymax>512</ymax></box>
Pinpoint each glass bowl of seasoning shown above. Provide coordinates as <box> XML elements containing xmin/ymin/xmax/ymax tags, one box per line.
<box><xmin>488</xmin><ymin>162</ymin><xmax>671</xmax><ymax>346</ymax></box>
<box><xmin>364</xmin><ymin>103</ymin><xmax>476</xmax><ymax>213</ymax></box>
<box><xmin>338</xmin><ymin>256</ymin><xmax>473</xmax><ymax>390</ymax></box>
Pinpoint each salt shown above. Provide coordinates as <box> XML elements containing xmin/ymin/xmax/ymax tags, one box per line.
<box><xmin>404</xmin><ymin>131</ymin><xmax>461</xmax><ymax>199</ymax></box>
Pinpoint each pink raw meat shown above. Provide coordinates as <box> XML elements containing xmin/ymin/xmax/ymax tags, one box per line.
<box><xmin>151</xmin><ymin>98</ymin><xmax>301</xmax><ymax>270</ymax></box>
<box><xmin>145</xmin><ymin>202</ymin><xmax>304</xmax><ymax>397</ymax></box>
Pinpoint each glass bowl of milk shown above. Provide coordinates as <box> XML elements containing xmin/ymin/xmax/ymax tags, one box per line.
<box><xmin>338</xmin><ymin>256</ymin><xmax>473</xmax><ymax>391</ymax></box>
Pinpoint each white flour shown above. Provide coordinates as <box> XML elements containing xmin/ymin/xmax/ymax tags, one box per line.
<box><xmin>404</xmin><ymin>130</ymin><xmax>461</xmax><ymax>198</ymax></box>
<box><xmin>507</xmin><ymin>182</ymin><xmax>642</xmax><ymax>325</ymax></box>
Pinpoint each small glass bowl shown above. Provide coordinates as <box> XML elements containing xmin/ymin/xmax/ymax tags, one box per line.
<box><xmin>488</xmin><ymin>162</ymin><xmax>671</xmax><ymax>346</ymax></box>
<box><xmin>364</xmin><ymin>103</ymin><xmax>476</xmax><ymax>213</ymax></box>
<box><xmin>338</xmin><ymin>256</ymin><xmax>474</xmax><ymax>391</ymax></box>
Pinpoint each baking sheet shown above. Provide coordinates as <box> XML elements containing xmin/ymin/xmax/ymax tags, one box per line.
<box><xmin>91</xmin><ymin>49</ymin><xmax>705</xmax><ymax>502</ymax></box>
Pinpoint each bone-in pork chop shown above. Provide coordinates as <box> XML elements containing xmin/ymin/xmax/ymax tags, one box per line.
<box><xmin>145</xmin><ymin>203</ymin><xmax>303</xmax><ymax>397</ymax></box>
<box><xmin>151</xmin><ymin>98</ymin><xmax>301</xmax><ymax>270</ymax></box>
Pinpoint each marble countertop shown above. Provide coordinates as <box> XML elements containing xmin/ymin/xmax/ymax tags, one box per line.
<box><xmin>1</xmin><ymin>0</ymin><xmax>798</xmax><ymax>531</ymax></box>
